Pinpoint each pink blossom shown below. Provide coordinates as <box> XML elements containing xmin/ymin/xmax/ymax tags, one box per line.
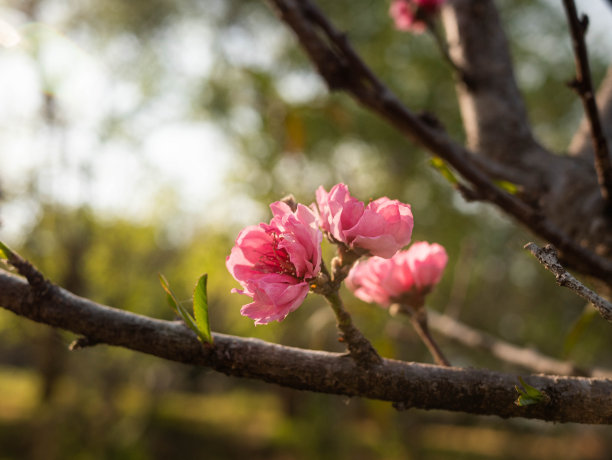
<box><xmin>390</xmin><ymin>0</ymin><xmax>445</xmax><ymax>33</ymax></box>
<box><xmin>226</xmin><ymin>201</ymin><xmax>322</xmax><ymax>325</ymax></box>
<box><xmin>314</xmin><ymin>183</ymin><xmax>413</xmax><ymax>258</ymax></box>
<box><xmin>346</xmin><ymin>241</ymin><xmax>448</xmax><ymax>307</ymax></box>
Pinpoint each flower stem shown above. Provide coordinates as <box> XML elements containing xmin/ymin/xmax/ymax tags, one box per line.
<box><xmin>393</xmin><ymin>304</ymin><xmax>451</xmax><ymax>367</ymax></box>
<box><xmin>324</xmin><ymin>290</ymin><xmax>382</xmax><ymax>367</ymax></box>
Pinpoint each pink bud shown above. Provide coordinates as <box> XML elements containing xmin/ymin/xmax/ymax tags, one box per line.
<box><xmin>227</xmin><ymin>201</ymin><xmax>322</xmax><ymax>324</ymax></box>
<box><xmin>389</xmin><ymin>0</ymin><xmax>445</xmax><ymax>33</ymax></box>
<box><xmin>314</xmin><ymin>183</ymin><xmax>413</xmax><ymax>258</ymax></box>
<box><xmin>346</xmin><ymin>241</ymin><xmax>448</xmax><ymax>307</ymax></box>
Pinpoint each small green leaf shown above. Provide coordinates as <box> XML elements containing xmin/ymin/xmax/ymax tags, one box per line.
<box><xmin>159</xmin><ymin>274</ymin><xmax>178</xmax><ymax>311</ymax></box>
<box><xmin>430</xmin><ymin>157</ymin><xmax>458</xmax><ymax>184</ymax></box>
<box><xmin>494</xmin><ymin>180</ymin><xmax>520</xmax><ymax>195</ymax></box>
<box><xmin>193</xmin><ymin>274</ymin><xmax>213</xmax><ymax>344</ymax></box>
<box><xmin>164</xmin><ymin>293</ymin><xmax>177</xmax><ymax>311</ymax></box>
<box><xmin>518</xmin><ymin>377</ymin><xmax>542</xmax><ymax>398</ymax></box>
<box><xmin>159</xmin><ymin>273</ymin><xmax>200</xmax><ymax>340</ymax></box>
<box><xmin>0</xmin><ymin>241</ymin><xmax>14</xmax><ymax>260</ymax></box>
<box><xmin>515</xmin><ymin>377</ymin><xmax>546</xmax><ymax>406</ymax></box>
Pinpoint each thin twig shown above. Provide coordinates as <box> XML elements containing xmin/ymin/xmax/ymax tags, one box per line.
<box><xmin>390</xmin><ymin>304</ymin><xmax>450</xmax><ymax>366</ymax></box>
<box><xmin>425</xmin><ymin>17</ymin><xmax>473</xmax><ymax>89</ymax></box>
<box><xmin>2</xmin><ymin>245</ymin><xmax>54</xmax><ymax>299</ymax></box>
<box><xmin>427</xmin><ymin>310</ymin><xmax>612</xmax><ymax>378</ymax></box>
<box><xmin>563</xmin><ymin>0</ymin><xmax>612</xmax><ymax>207</ymax></box>
<box><xmin>525</xmin><ymin>242</ymin><xmax>612</xmax><ymax>322</ymax></box>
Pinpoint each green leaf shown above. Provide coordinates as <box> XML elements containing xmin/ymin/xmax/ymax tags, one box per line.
<box><xmin>159</xmin><ymin>274</ymin><xmax>179</xmax><ymax>311</ymax></box>
<box><xmin>514</xmin><ymin>377</ymin><xmax>546</xmax><ymax>406</ymax></box>
<box><xmin>159</xmin><ymin>273</ymin><xmax>200</xmax><ymax>340</ymax></box>
<box><xmin>0</xmin><ymin>241</ymin><xmax>14</xmax><ymax>260</ymax></box>
<box><xmin>429</xmin><ymin>157</ymin><xmax>458</xmax><ymax>184</ymax></box>
<box><xmin>494</xmin><ymin>180</ymin><xmax>520</xmax><ymax>195</ymax></box>
<box><xmin>563</xmin><ymin>306</ymin><xmax>597</xmax><ymax>358</ymax></box>
<box><xmin>193</xmin><ymin>274</ymin><xmax>213</xmax><ymax>344</ymax></box>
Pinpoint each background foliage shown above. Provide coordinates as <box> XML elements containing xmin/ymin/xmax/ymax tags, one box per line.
<box><xmin>2</xmin><ymin>0</ymin><xmax>612</xmax><ymax>458</ymax></box>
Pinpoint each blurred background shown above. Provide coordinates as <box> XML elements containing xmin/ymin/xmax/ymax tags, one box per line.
<box><xmin>2</xmin><ymin>0</ymin><xmax>612</xmax><ymax>458</ymax></box>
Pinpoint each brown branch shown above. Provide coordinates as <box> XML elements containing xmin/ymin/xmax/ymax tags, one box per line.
<box><xmin>563</xmin><ymin>0</ymin><xmax>612</xmax><ymax>206</ymax></box>
<box><xmin>390</xmin><ymin>304</ymin><xmax>450</xmax><ymax>367</ymax></box>
<box><xmin>3</xmin><ymin>269</ymin><xmax>612</xmax><ymax>424</ymax></box>
<box><xmin>569</xmin><ymin>66</ymin><xmax>612</xmax><ymax>160</ymax></box>
<box><xmin>524</xmin><ymin>243</ymin><xmax>612</xmax><ymax>322</ymax></box>
<box><xmin>324</xmin><ymin>289</ymin><xmax>382</xmax><ymax>367</ymax></box>
<box><xmin>314</xmin><ymin>259</ymin><xmax>382</xmax><ymax>367</ymax></box>
<box><xmin>440</xmin><ymin>0</ymin><xmax>547</xmax><ymax>167</ymax></box>
<box><xmin>427</xmin><ymin>310</ymin><xmax>612</xmax><ymax>379</ymax></box>
<box><xmin>266</xmin><ymin>0</ymin><xmax>612</xmax><ymax>285</ymax></box>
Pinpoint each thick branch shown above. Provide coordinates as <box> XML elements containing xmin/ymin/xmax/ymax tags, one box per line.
<box><xmin>525</xmin><ymin>243</ymin><xmax>612</xmax><ymax>322</ymax></box>
<box><xmin>266</xmin><ymin>0</ymin><xmax>612</xmax><ymax>284</ymax></box>
<box><xmin>427</xmin><ymin>310</ymin><xmax>612</xmax><ymax>378</ymax></box>
<box><xmin>440</xmin><ymin>0</ymin><xmax>546</xmax><ymax>168</ymax></box>
<box><xmin>2</xmin><ymin>270</ymin><xmax>612</xmax><ymax>424</ymax></box>
<box><xmin>563</xmin><ymin>0</ymin><xmax>612</xmax><ymax>205</ymax></box>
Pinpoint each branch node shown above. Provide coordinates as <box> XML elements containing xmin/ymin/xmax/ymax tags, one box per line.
<box><xmin>579</xmin><ymin>14</ymin><xmax>589</xmax><ymax>34</ymax></box>
<box><xmin>69</xmin><ymin>336</ymin><xmax>100</xmax><ymax>351</ymax></box>
<box><xmin>525</xmin><ymin>242</ymin><xmax>612</xmax><ymax>322</ymax></box>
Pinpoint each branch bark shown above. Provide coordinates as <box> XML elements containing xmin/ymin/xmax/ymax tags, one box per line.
<box><xmin>570</xmin><ymin>66</ymin><xmax>612</xmax><ymax>161</ymax></box>
<box><xmin>2</xmin><ymin>270</ymin><xmax>612</xmax><ymax>424</ymax></box>
<box><xmin>438</xmin><ymin>0</ymin><xmax>612</xmax><ymax>262</ymax></box>
<box><xmin>440</xmin><ymin>0</ymin><xmax>548</xmax><ymax>170</ymax></box>
<box><xmin>562</xmin><ymin>0</ymin><xmax>612</xmax><ymax>206</ymax></box>
<box><xmin>265</xmin><ymin>0</ymin><xmax>612</xmax><ymax>285</ymax></box>
<box><xmin>525</xmin><ymin>242</ymin><xmax>612</xmax><ymax>322</ymax></box>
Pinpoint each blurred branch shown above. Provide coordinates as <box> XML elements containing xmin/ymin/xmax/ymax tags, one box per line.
<box><xmin>563</xmin><ymin>0</ymin><xmax>612</xmax><ymax>206</ymax></box>
<box><xmin>525</xmin><ymin>243</ymin><xmax>612</xmax><ymax>322</ymax></box>
<box><xmin>265</xmin><ymin>0</ymin><xmax>612</xmax><ymax>284</ymax></box>
<box><xmin>440</xmin><ymin>0</ymin><xmax>546</xmax><ymax>167</ymax></box>
<box><xmin>3</xmin><ymin>268</ymin><xmax>612</xmax><ymax>424</ymax></box>
<box><xmin>427</xmin><ymin>310</ymin><xmax>612</xmax><ymax>379</ymax></box>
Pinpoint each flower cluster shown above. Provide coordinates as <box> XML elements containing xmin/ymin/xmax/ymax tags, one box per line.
<box><xmin>346</xmin><ymin>241</ymin><xmax>447</xmax><ymax>308</ymax></box>
<box><xmin>227</xmin><ymin>183</ymin><xmax>446</xmax><ymax>324</ymax></box>
<box><xmin>390</xmin><ymin>0</ymin><xmax>445</xmax><ymax>33</ymax></box>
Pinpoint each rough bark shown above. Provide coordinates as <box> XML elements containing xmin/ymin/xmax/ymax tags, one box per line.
<box><xmin>2</xmin><ymin>270</ymin><xmax>612</xmax><ymax>424</ymax></box>
<box><xmin>441</xmin><ymin>0</ymin><xmax>612</xmax><ymax>261</ymax></box>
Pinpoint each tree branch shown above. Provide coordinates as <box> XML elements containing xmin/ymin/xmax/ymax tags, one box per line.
<box><xmin>427</xmin><ymin>310</ymin><xmax>612</xmax><ymax>379</ymax></box>
<box><xmin>569</xmin><ymin>66</ymin><xmax>612</xmax><ymax>161</ymax></box>
<box><xmin>563</xmin><ymin>0</ymin><xmax>612</xmax><ymax>206</ymax></box>
<box><xmin>440</xmin><ymin>0</ymin><xmax>547</xmax><ymax>168</ymax></box>
<box><xmin>265</xmin><ymin>0</ymin><xmax>612</xmax><ymax>285</ymax></box>
<box><xmin>524</xmin><ymin>242</ymin><xmax>612</xmax><ymax>322</ymax></box>
<box><xmin>2</xmin><ymin>269</ymin><xmax>612</xmax><ymax>424</ymax></box>
<box><xmin>390</xmin><ymin>304</ymin><xmax>450</xmax><ymax>367</ymax></box>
